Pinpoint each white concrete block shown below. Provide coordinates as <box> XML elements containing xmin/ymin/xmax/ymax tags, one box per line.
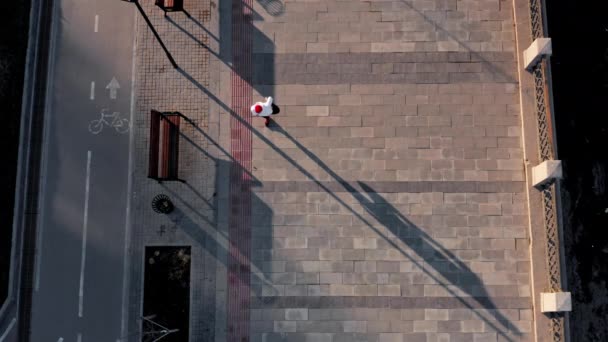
<box><xmin>524</xmin><ymin>38</ymin><xmax>552</xmax><ymax>70</ymax></box>
<box><xmin>540</xmin><ymin>292</ymin><xmax>572</xmax><ymax>312</ymax></box>
<box><xmin>532</xmin><ymin>160</ymin><xmax>562</xmax><ymax>188</ymax></box>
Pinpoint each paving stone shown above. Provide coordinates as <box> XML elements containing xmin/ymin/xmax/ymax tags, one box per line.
<box><xmin>378</xmin><ymin>285</ymin><xmax>401</xmax><ymax>296</ymax></box>
<box><xmin>413</xmin><ymin>321</ymin><xmax>438</xmax><ymax>333</ymax></box>
<box><xmin>274</xmin><ymin>321</ymin><xmax>297</xmax><ymax>333</ymax></box>
<box><xmin>425</xmin><ymin>309</ymin><xmax>449</xmax><ymax>321</ymax></box>
<box><xmin>461</xmin><ymin>320</ymin><xmax>485</xmax><ymax>333</ymax></box>
<box><xmin>285</xmin><ymin>308</ymin><xmax>309</xmax><ymax>321</ymax></box>
<box><xmin>307</xmin><ymin>106</ymin><xmax>330</xmax><ymax>117</ymax></box>
<box><xmin>343</xmin><ymin>321</ymin><xmax>367</xmax><ymax>333</ymax></box>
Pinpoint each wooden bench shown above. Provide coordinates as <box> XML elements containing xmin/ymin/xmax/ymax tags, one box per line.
<box><xmin>155</xmin><ymin>0</ymin><xmax>185</xmax><ymax>13</ymax></box>
<box><xmin>148</xmin><ymin>110</ymin><xmax>184</xmax><ymax>182</ymax></box>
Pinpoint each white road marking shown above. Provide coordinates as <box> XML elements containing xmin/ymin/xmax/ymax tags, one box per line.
<box><xmin>94</xmin><ymin>15</ymin><xmax>99</xmax><ymax>32</ymax></box>
<box><xmin>0</xmin><ymin>318</ymin><xmax>16</xmax><ymax>342</ymax></box>
<box><xmin>77</xmin><ymin>333</ymin><xmax>82</xmax><ymax>342</ymax></box>
<box><xmin>57</xmin><ymin>338</ymin><xmax>64</xmax><ymax>342</ymax></box>
<box><xmin>78</xmin><ymin>151</ymin><xmax>92</xmax><ymax>318</ymax></box>
<box><xmin>106</xmin><ymin>77</ymin><xmax>120</xmax><ymax>100</ymax></box>
<box><xmin>90</xmin><ymin>81</ymin><xmax>95</xmax><ymax>100</ymax></box>
<box><xmin>120</xmin><ymin>10</ymin><xmax>138</xmax><ymax>339</ymax></box>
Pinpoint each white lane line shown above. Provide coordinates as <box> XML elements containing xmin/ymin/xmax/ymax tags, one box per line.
<box><xmin>77</xmin><ymin>333</ymin><xmax>82</xmax><ymax>342</ymax></box>
<box><xmin>78</xmin><ymin>151</ymin><xmax>92</xmax><ymax>318</ymax></box>
<box><xmin>94</xmin><ymin>15</ymin><xmax>99</xmax><ymax>32</ymax></box>
<box><xmin>57</xmin><ymin>338</ymin><xmax>64</xmax><ymax>342</ymax></box>
<box><xmin>120</xmin><ymin>9</ymin><xmax>138</xmax><ymax>339</ymax></box>
<box><xmin>90</xmin><ymin>81</ymin><xmax>95</xmax><ymax>100</ymax></box>
<box><xmin>0</xmin><ymin>318</ymin><xmax>16</xmax><ymax>342</ymax></box>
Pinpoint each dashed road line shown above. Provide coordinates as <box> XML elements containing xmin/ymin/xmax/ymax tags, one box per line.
<box><xmin>78</xmin><ymin>150</ymin><xmax>92</xmax><ymax>318</ymax></box>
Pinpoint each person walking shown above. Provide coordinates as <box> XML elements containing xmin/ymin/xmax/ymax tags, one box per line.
<box><xmin>251</xmin><ymin>96</ymin><xmax>280</xmax><ymax>126</ymax></box>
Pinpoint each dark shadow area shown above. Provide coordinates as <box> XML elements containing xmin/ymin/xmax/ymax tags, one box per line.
<box><xmin>166</xmin><ymin>16</ymin><xmax>222</xmax><ymax>61</ymax></box>
<box><xmin>269</xmin><ymin>123</ymin><xmax>521</xmax><ymax>340</ymax></box>
<box><xmin>398</xmin><ymin>0</ymin><xmax>518</xmax><ymax>84</ymax></box>
<box><xmin>170</xmin><ymin>198</ymin><xmax>276</xmax><ymax>299</ymax></box>
<box><xmin>0</xmin><ymin>0</ymin><xmax>31</xmax><ymax>307</ymax></box>
<box><xmin>185</xmin><ymin>15</ymin><xmax>219</xmax><ymax>42</ymax></box>
<box><xmin>546</xmin><ymin>1</ymin><xmax>608</xmax><ymax>341</ymax></box>
<box><xmin>178</xmin><ymin>1</ymin><xmax>520</xmax><ymax>337</ymax></box>
<box><xmin>142</xmin><ymin>246</ymin><xmax>191</xmax><ymax>342</ymax></box>
<box><xmin>161</xmin><ymin>157</ymin><xmax>275</xmax><ymax>301</ymax></box>
<box><xmin>174</xmin><ymin>59</ymin><xmax>521</xmax><ymax>337</ymax></box>
<box><xmin>218</xmin><ymin>0</ymin><xmax>275</xmax><ymax>97</ymax></box>
<box><xmin>166</xmin><ymin>1</ymin><xmax>275</xmax><ymax>98</ymax></box>
<box><xmin>132</xmin><ymin>0</ymin><xmax>178</xmax><ymax>68</ymax></box>
<box><xmin>255</xmin><ymin>0</ymin><xmax>284</xmax><ymax>17</ymax></box>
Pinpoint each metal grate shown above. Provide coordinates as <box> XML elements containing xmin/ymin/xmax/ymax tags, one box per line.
<box><xmin>530</xmin><ymin>0</ymin><xmax>544</xmax><ymax>39</ymax></box>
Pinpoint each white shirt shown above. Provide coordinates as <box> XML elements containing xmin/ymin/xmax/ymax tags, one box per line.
<box><xmin>250</xmin><ymin>97</ymin><xmax>273</xmax><ymax>117</ymax></box>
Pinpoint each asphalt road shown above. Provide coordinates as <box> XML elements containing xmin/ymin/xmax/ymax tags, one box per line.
<box><xmin>30</xmin><ymin>0</ymin><xmax>136</xmax><ymax>340</ymax></box>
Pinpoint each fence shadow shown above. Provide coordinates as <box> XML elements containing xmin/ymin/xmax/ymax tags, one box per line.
<box><xmin>268</xmin><ymin>123</ymin><xmax>522</xmax><ymax>340</ymax></box>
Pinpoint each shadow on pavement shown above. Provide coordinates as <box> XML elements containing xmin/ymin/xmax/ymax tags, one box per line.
<box><xmin>399</xmin><ymin>0</ymin><xmax>518</xmax><ymax>83</ymax></box>
<box><xmin>176</xmin><ymin>59</ymin><xmax>522</xmax><ymax>338</ymax></box>
<box><xmin>171</xmin><ymin>0</ymin><xmax>524</xmax><ymax>338</ymax></box>
<box><xmin>162</xmin><ymin>161</ymin><xmax>276</xmax><ymax>302</ymax></box>
<box><xmin>269</xmin><ymin>123</ymin><xmax>522</xmax><ymax>340</ymax></box>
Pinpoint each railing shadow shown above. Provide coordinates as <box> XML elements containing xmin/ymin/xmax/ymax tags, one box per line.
<box><xmin>255</xmin><ymin>0</ymin><xmax>285</xmax><ymax>17</ymax></box>
<box><xmin>398</xmin><ymin>0</ymin><xmax>518</xmax><ymax>84</ymax></box>
<box><xmin>167</xmin><ymin>188</ymin><xmax>277</xmax><ymax>301</ymax></box>
<box><xmin>166</xmin><ymin>16</ymin><xmax>222</xmax><ymax>61</ymax></box>
<box><xmin>170</xmin><ymin>0</ymin><xmax>523</xmax><ymax>337</ymax></box>
<box><xmin>269</xmin><ymin>123</ymin><xmax>521</xmax><ymax>340</ymax></box>
<box><xmin>175</xmin><ymin>61</ymin><xmax>521</xmax><ymax>338</ymax></box>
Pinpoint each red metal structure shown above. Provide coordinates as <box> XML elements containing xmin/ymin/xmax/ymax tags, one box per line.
<box><xmin>149</xmin><ymin>110</ymin><xmax>184</xmax><ymax>182</ymax></box>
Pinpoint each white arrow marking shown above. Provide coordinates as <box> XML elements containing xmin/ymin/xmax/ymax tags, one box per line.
<box><xmin>106</xmin><ymin>77</ymin><xmax>120</xmax><ymax>100</ymax></box>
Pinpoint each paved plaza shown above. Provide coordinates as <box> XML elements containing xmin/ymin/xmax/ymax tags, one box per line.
<box><xmin>127</xmin><ymin>0</ymin><xmax>534</xmax><ymax>341</ymax></box>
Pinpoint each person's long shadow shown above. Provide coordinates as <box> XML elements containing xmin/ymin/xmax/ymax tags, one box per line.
<box><xmin>268</xmin><ymin>123</ymin><xmax>521</xmax><ymax>340</ymax></box>
<box><xmin>174</xmin><ymin>65</ymin><xmax>520</xmax><ymax>338</ymax></box>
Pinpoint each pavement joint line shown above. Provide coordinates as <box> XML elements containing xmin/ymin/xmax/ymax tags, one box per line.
<box><xmin>89</xmin><ymin>81</ymin><xmax>95</xmax><ymax>100</ymax></box>
<box><xmin>120</xmin><ymin>7</ymin><xmax>138</xmax><ymax>340</ymax></box>
<box><xmin>94</xmin><ymin>15</ymin><xmax>99</xmax><ymax>33</ymax></box>
<box><xmin>78</xmin><ymin>150</ymin><xmax>92</xmax><ymax>318</ymax></box>
<box><xmin>0</xmin><ymin>318</ymin><xmax>15</xmax><ymax>342</ymax></box>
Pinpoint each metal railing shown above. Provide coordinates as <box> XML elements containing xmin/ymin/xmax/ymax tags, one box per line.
<box><xmin>528</xmin><ymin>0</ymin><xmax>566</xmax><ymax>340</ymax></box>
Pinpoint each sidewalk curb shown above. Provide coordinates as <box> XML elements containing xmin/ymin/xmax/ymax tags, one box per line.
<box><xmin>0</xmin><ymin>0</ymin><xmax>41</xmax><ymax>323</ymax></box>
<box><xmin>1</xmin><ymin>0</ymin><xmax>57</xmax><ymax>338</ymax></box>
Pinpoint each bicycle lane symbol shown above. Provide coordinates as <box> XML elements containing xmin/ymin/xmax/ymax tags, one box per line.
<box><xmin>88</xmin><ymin>108</ymin><xmax>130</xmax><ymax>134</ymax></box>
